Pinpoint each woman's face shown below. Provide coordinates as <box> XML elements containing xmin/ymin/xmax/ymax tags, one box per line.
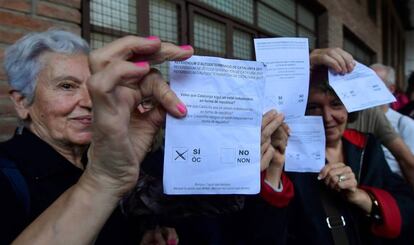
<box><xmin>306</xmin><ymin>88</ymin><xmax>348</xmax><ymax>145</ymax></box>
<box><xmin>24</xmin><ymin>52</ymin><xmax>92</xmax><ymax>147</ymax></box>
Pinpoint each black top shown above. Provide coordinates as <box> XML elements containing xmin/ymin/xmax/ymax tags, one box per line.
<box><xmin>286</xmin><ymin>133</ymin><xmax>414</xmax><ymax>245</ymax></box>
<box><xmin>0</xmin><ymin>128</ymin><xmax>139</xmax><ymax>244</ymax></box>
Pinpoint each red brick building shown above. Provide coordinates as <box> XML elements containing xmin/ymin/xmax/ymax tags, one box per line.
<box><xmin>0</xmin><ymin>0</ymin><xmax>409</xmax><ymax>140</ymax></box>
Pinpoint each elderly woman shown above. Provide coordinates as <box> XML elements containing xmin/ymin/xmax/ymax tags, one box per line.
<box><xmin>0</xmin><ymin>29</ymin><xmax>193</xmax><ymax>244</ymax></box>
<box><xmin>286</xmin><ymin>49</ymin><xmax>414</xmax><ymax>244</ymax></box>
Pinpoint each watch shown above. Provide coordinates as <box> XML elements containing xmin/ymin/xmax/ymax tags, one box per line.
<box><xmin>367</xmin><ymin>192</ymin><xmax>383</xmax><ymax>224</ymax></box>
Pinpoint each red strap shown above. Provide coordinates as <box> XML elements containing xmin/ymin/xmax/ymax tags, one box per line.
<box><xmin>360</xmin><ymin>186</ymin><xmax>402</xmax><ymax>238</ymax></box>
<box><xmin>260</xmin><ymin>171</ymin><xmax>294</xmax><ymax>208</ymax></box>
<box><xmin>343</xmin><ymin>129</ymin><xmax>367</xmax><ymax>149</ymax></box>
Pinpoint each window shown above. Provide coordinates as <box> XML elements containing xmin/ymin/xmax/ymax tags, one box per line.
<box><xmin>86</xmin><ymin>0</ymin><xmax>320</xmax><ymax>76</ymax></box>
<box><xmin>257</xmin><ymin>0</ymin><xmax>318</xmax><ymax>49</ymax></box>
<box><xmin>343</xmin><ymin>28</ymin><xmax>375</xmax><ymax>65</ymax></box>
<box><xmin>89</xmin><ymin>0</ymin><xmax>138</xmax><ymax>49</ymax></box>
<box><xmin>233</xmin><ymin>29</ymin><xmax>254</xmax><ymax>60</ymax></box>
<box><xmin>198</xmin><ymin>0</ymin><xmax>254</xmax><ymax>24</ymax></box>
<box><xmin>193</xmin><ymin>14</ymin><xmax>226</xmax><ymax>56</ymax></box>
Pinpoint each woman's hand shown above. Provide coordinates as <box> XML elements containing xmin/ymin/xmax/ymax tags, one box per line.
<box><xmin>261</xmin><ymin>110</ymin><xmax>289</xmax><ymax>188</ymax></box>
<box><xmin>140</xmin><ymin>227</ymin><xmax>179</xmax><ymax>245</ymax></box>
<box><xmin>310</xmin><ymin>48</ymin><xmax>355</xmax><ymax>74</ymax></box>
<box><xmin>82</xmin><ymin>36</ymin><xmax>194</xmax><ymax>198</ymax></box>
<box><xmin>89</xmin><ymin>36</ymin><xmax>193</xmax><ymax>73</ymax></box>
<box><xmin>319</xmin><ymin>162</ymin><xmax>372</xmax><ymax>213</ymax></box>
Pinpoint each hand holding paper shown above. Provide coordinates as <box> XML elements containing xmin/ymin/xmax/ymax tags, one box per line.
<box><xmin>285</xmin><ymin>116</ymin><xmax>325</xmax><ymax>173</ymax></box>
<box><xmin>164</xmin><ymin>56</ymin><xmax>265</xmax><ymax>194</ymax></box>
<box><xmin>328</xmin><ymin>62</ymin><xmax>396</xmax><ymax>112</ymax></box>
<box><xmin>254</xmin><ymin>38</ymin><xmax>310</xmax><ymax>119</ymax></box>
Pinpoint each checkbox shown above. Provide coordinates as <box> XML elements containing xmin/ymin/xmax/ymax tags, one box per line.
<box><xmin>173</xmin><ymin>147</ymin><xmax>188</xmax><ymax>162</ymax></box>
<box><xmin>221</xmin><ymin>148</ymin><xmax>235</xmax><ymax>164</ymax></box>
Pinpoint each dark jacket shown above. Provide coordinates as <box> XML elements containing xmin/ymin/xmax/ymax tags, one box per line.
<box><xmin>287</xmin><ymin>129</ymin><xmax>414</xmax><ymax>245</ymax></box>
<box><xmin>0</xmin><ymin>128</ymin><xmax>140</xmax><ymax>244</ymax></box>
<box><xmin>126</xmin><ymin>147</ymin><xmax>294</xmax><ymax>245</ymax></box>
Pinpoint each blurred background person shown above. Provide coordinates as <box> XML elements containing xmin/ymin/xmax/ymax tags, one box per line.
<box><xmin>370</xmin><ymin>64</ymin><xmax>414</xmax><ymax>178</ymax></box>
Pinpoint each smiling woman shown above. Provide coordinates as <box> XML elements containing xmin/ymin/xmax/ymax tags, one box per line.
<box><xmin>5</xmin><ymin>31</ymin><xmax>92</xmax><ymax>168</ymax></box>
<box><xmin>285</xmin><ymin>53</ymin><xmax>414</xmax><ymax>244</ymax></box>
<box><xmin>13</xmin><ymin>53</ymin><xmax>92</xmax><ymax>165</ymax></box>
<box><xmin>0</xmin><ymin>29</ymin><xmax>194</xmax><ymax>245</ymax></box>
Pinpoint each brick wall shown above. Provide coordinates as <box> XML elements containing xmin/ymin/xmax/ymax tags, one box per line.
<box><xmin>317</xmin><ymin>0</ymin><xmax>382</xmax><ymax>61</ymax></box>
<box><xmin>0</xmin><ymin>0</ymin><xmax>81</xmax><ymax>141</ymax></box>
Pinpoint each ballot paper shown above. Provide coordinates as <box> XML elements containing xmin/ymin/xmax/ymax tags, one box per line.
<box><xmin>328</xmin><ymin>62</ymin><xmax>396</xmax><ymax>112</ymax></box>
<box><xmin>164</xmin><ymin>56</ymin><xmax>265</xmax><ymax>194</ymax></box>
<box><xmin>285</xmin><ymin>116</ymin><xmax>325</xmax><ymax>173</ymax></box>
<box><xmin>254</xmin><ymin>37</ymin><xmax>310</xmax><ymax>119</ymax></box>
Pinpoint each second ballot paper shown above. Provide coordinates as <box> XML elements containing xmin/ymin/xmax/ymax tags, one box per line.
<box><xmin>164</xmin><ymin>55</ymin><xmax>265</xmax><ymax>194</ymax></box>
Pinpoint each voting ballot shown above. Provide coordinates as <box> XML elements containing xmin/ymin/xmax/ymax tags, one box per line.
<box><xmin>164</xmin><ymin>56</ymin><xmax>265</xmax><ymax>194</ymax></box>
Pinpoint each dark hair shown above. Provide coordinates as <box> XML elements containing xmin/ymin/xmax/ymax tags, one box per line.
<box><xmin>308</xmin><ymin>65</ymin><xmax>358</xmax><ymax>123</ymax></box>
<box><xmin>406</xmin><ymin>71</ymin><xmax>414</xmax><ymax>98</ymax></box>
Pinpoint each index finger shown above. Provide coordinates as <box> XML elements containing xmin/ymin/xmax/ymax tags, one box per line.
<box><xmin>89</xmin><ymin>36</ymin><xmax>162</xmax><ymax>73</ymax></box>
<box><xmin>132</xmin><ymin>42</ymin><xmax>194</xmax><ymax>65</ymax></box>
<box><xmin>138</xmin><ymin>70</ymin><xmax>187</xmax><ymax>118</ymax></box>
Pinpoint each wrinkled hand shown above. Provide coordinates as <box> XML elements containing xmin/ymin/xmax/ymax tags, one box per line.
<box><xmin>310</xmin><ymin>48</ymin><xmax>355</xmax><ymax>74</ymax></box>
<box><xmin>140</xmin><ymin>227</ymin><xmax>179</xmax><ymax>245</ymax></box>
<box><xmin>319</xmin><ymin>162</ymin><xmax>372</xmax><ymax>212</ymax></box>
<box><xmin>89</xmin><ymin>36</ymin><xmax>193</xmax><ymax>72</ymax></box>
<box><xmin>319</xmin><ymin>162</ymin><xmax>357</xmax><ymax>193</ymax></box>
<box><xmin>260</xmin><ymin>110</ymin><xmax>289</xmax><ymax>188</ymax></box>
<box><xmin>84</xmin><ymin>36</ymin><xmax>193</xmax><ymax>197</ymax></box>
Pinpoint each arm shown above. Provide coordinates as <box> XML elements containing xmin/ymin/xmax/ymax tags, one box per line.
<box><xmin>260</xmin><ymin>110</ymin><xmax>294</xmax><ymax>207</ymax></box>
<box><xmin>383</xmin><ymin>137</ymin><xmax>414</xmax><ymax>189</ymax></box>
<box><xmin>12</xmin><ymin>36</ymin><xmax>193</xmax><ymax>245</ymax></box>
<box><xmin>318</xmin><ymin>162</ymin><xmax>373</xmax><ymax>214</ymax></box>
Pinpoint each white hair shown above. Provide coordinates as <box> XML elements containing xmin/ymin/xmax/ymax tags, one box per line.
<box><xmin>3</xmin><ymin>29</ymin><xmax>90</xmax><ymax>104</ymax></box>
<box><xmin>370</xmin><ymin>63</ymin><xmax>396</xmax><ymax>85</ymax></box>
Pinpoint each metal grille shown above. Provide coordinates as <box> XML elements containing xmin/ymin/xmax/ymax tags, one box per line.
<box><xmin>149</xmin><ymin>0</ymin><xmax>179</xmax><ymax>43</ymax></box>
<box><xmin>261</xmin><ymin>0</ymin><xmax>295</xmax><ymax>18</ymax></box>
<box><xmin>149</xmin><ymin>0</ymin><xmax>180</xmax><ymax>79</ymax></box>
<box><xmin>90</xmin><ymin>0</ymin><xmax>137</xmax><ymax>33</ymax></box>
<box><xmin>233</xmin><ymin>29</ymin><xmax>253</xmax><ymax>60</ymax></box>
<box><xmin>199</xmin><ymin>0</ymin><xmax>254</xmax><ymax>24</ymax></box>
<box><xmin>90</xmin><ymin>32</ymin><xmax>118</xmax><ymax>49</ymax></box>
<box><xmin>258</xmin><ymin>3</ymin><xmax>295</xmax><ymax>36</ymax></box>
<box><xmin>194</xmin><ymin>14</ymin><xmax>226</xmax><ymax>56</ymax></box>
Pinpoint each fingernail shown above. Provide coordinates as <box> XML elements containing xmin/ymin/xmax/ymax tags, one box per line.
<box><xmin>177</xmin><ymin>102</ymin><xmax>187</xmax><ymax>114</ymax></box>
<box><xmin>179</xmin><ymin>45</ymin><xmax>193</xmax><ymax>50</ymax></box>
<box><xmin>317</xmin><ymin>175</ymin><xmax>322</xmax><ymax>180</ymax></box>
<box><xmin>146</xmin><ymin>36</ymin><xmax>159</xmax><ymax>40</ymax></box>
<box><xmin>178</xmin><ymin>55</ymin><xmax>193</xmax><ymax>61</ymax></box>
<box><xmin>134</xmin><ymin>61</ymin><xmax>149</xmax><ymax>68</ymax></box>
<box><xmin>167</xmin><ymin>240</ymin><xmax>177</xmax><ymax>245</ymax></box>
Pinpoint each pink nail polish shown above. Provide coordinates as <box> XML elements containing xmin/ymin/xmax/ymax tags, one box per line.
<box><xmin>179</xmin><ymin>45</ymin><xmax>193</xmax><ymax>50</ymax></box>
<box><xmin>134</xmin><ymin>61</ymin><xmax>149</xmax><ymax>68</ymax></box>
<box><xmin>146</xmin><ymin>36</ymin><xmax>159</xmax><ymax>40</ymax></box>
<box><xmin>177</xmin><ymin>103</ymin><xmax>187</xmax><ymax>114</ymax></box>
